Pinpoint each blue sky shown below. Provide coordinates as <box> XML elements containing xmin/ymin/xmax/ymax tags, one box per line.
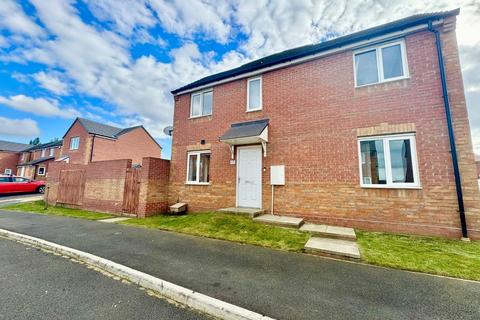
<box><xmin>0</xmin><ymin>0</ymin><xmax>479</xmax><ymax>160</ymax></box>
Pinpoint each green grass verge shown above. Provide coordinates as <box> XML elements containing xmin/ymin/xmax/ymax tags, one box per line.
<box><xmin>357</xmin><ymin>231</ymin><xmax>480</xmax><ymax>281</ymax></box>
<box><xmin>2</xmin><ymin>200</ymin><xmax>114</xmax><ymax>220</ymax></box>
<box><xmin>120</xmin><ymin>212</ymin><xmax>310</xmax><ymax>252</ymax></box>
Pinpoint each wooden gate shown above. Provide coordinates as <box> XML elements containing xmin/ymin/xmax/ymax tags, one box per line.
<box><xmin>57</xmin><ymin>169</ymin><xmax>86</xmax><ymax>205</ymax></box>
<box><xmin>122</xmin><ymin>167</ymin><xmax>140</xmax><ymax>215</ymax></box>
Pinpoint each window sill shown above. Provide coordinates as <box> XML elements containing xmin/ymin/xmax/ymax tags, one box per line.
<box><xmin>246</xmin><ymin>108</ymin><xmax>262</xmax><ymax>113</ymax></box>
<box><xmin>355</xmin><ymin>76</ymin><xmax>410</xmax><ymax>89</ymax></box>
<box><xmin>189</xmin><ymin>114</ymin><xmax>212</xmax><ymax>120</ymax></box>
<box><xmin>360</xmin><ymin>184</ymin><xmax>422</xmax><ymax>190</ymax></box>
<box><xmin>185</xmin><ymin>182</ymin><xmax>210</xmax><ymax>186</ymax></box>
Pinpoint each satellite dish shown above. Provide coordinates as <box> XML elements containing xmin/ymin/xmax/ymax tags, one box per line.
<box><xmin>163</xmin><ymin>126</ymin><xmax>173</xmax><ymax>136</ymax></box>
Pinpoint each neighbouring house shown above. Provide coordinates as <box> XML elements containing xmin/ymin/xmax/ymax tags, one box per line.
<box><xmin>45</xmin><ymin>117</ymin><xmax>167</xmax><ymax>216</ymax></box>
<box><xmin>169</xmin><ymin>9</ymin><xmax>480</xmax><ymax>239</ymax></box>
<box><xmin>61</xmin><ymin>118</ymin><xmax>162</xmax><ymax>165</ymax></box>
<box><xmin>17</xmin><ymin>140</ymin><xmax>63</xmax><ymax>179</ymax></box>
<box><xmin>0</xmin><ymin>140</ymin><xmax>30</xmax><ymax>175</ymax></box>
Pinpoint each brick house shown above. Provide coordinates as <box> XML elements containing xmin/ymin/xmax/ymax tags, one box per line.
<box><xmin>0</xmin><ymin>140</ymin><xmax>29</xmax><ymax>175</ymax></box>
<box><xmin>169</xmin><ymin>10</ymin><xmax>480</xmax><ymax>239</ymax></box>
<box><xmin>61</xmin><ymin>118</ymin><xmax>162</xmax><ymax>165</ymax></box>
<box><xmin>17</xmin><ymin>140</ymin><xmax>63</xmax><ymax>179</ymax></box>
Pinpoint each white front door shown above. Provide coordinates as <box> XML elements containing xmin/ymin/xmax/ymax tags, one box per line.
<box><xmin>237</xmin><ymin>146</ymin><xmax>262</xmax><ymax>208</ymax></box>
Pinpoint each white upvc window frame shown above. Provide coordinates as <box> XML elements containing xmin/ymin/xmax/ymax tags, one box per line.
<box><xmin>4</xmin><ymin>168</ymin><xmax>12</xmax><ymax>175</ymax></box>
<box><xmin>246</xmin><ymin>76</ymin><xmax>262</xmax><ymax>112</ymax></box>
<box><xmin>186</xmin><ymin>150</ymin><xmax>211</xmax><ymax>185</ymax></box>
<box><xmin>70</xmin><ymin>136</ymin><xmax>80</xmax><ymax>150</ymax></box>
<box><xmin>357</xmin><ymin>133</ymin><xmax>420</xmax><ymax>189</ymax></box>
<box><xmin>49</xmin><ymin>147</ymin><xmax>55</xmax><ymax>156</ymax></box>
<box><xmin>353</xmin><ymin>39</ymin><xmax>409</xmax><ymax>88</ymax></box>
<box><xmin>41</xmin><ymin>149</ymin><xmax>46</xmax><ymax>157</ymax></box>
<box><xmin>190</xmin><ymin>89</ymin><xmax>213</xmax><ymax>118</ymax></box>
<box><xmin>37</xmin><ymin>167</ymin><xmax>46</xmax><ymax>176</ymax></box>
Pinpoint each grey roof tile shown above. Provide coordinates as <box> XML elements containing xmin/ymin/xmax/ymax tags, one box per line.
<box><xmin>0</xmin><ymin>140</ymin><xmax>30</xmax><ymax>152</ymax></box>
<box><xmin>220</xmin><ymin>119</ymin><xmax>269</xmax><ymax>140</ymax></box>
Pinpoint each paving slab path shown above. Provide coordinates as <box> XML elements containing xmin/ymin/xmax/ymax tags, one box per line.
<box><xmin>1</xmin><ymin>210</ymin><xmax>479</xmax><ymax>320</ymax></box>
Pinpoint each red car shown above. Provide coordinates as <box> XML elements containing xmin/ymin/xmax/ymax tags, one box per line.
<box><xmin>0</xmin><ymin>176</ymin><xmax>46</xmax><ymax>194</ymax></box>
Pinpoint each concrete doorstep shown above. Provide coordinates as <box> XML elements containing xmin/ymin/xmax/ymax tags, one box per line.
<box><xmin>0</xmin><ymin>228</ymin><xmax>275</xmax><ymax>320</ymax></box>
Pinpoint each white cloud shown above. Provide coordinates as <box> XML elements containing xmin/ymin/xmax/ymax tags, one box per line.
<box><xmin>33</xmin><ymin>71</ymin><xmax>69</xmax><ymax>95</ymax></box>
<box><xmin>0</xmin><ymin>0</ymin><xmax>43</xmax><ymax>36</ymax></box>
<box><xmin>0</xmin><ymin>116</ymin><xmax>40</xmax><ymax>137</ymax></box>
<box><xmin>0</xmin><ymin>95</ymin><xmax>79</xmax><ymax>119</ymax></box>
<box><xmin>85</xmin><ymin>0</ymin><xmax>156</xmax><ymax>38</ymax></box>
<box><xmin>148</xmin><ymin>0</ymin><xmax>232</xmax><ymax>43</ymax></box>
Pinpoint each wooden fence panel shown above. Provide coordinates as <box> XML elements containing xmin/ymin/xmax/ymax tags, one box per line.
<box><xmin>57</xmin><ymin>169</ymin><xmax>86</xmax><ymax>205</ymax></box>
<box><xmin>122</xmin><ymin>167</ymin><xmax>140</xmax><ymax>215</ymax></box>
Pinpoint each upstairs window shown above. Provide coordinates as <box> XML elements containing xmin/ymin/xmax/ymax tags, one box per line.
<box><xmin>358</xmin><ymin>133</ymin><xmax>420</xmax><ymax>188</ymax></box>
<box><xmin>70</xmin><ymin>137</ymin><xmax>80</xmax><ymax>150</ymax></box>
<box><xmin>247</xmin><ymin>77</ymin><xmax>262</xmax><ymax>111</ymax></box>
<box><xmin>186</xmin><ymin>150</ymin><xmax>210</xmax><ymax>184</ymax></box>
<box><xmin>354</xmin><ymin>40</ymin><xmax>408</xmax><ymax>87</ymax></box>
<box><xmin>190</xmin><ymin>89</ymin><xmax>213</xmax><ymax>118</ymax></box>
<box><xmin>41</xmin><ymin>149</ymin><xmax>46</xmax><ymax>157</ymax></box>
<box><xmin>49</xmin><ymin>148</ymin><xmax>55</xmax><ymax>156</ymax></box>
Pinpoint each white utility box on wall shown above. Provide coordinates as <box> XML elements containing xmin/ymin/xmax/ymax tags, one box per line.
<box><xmin>270</xmin><ymin>165</ymin><xmax>285</xmax><ymax>185</ymax></box>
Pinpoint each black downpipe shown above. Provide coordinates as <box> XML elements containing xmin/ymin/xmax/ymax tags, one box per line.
<box><xmin>428</xmin><ymin>21</ymin><xmax>468</xmax><ymax>238</ymax></box>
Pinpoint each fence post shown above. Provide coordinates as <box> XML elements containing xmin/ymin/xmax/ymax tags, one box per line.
<box><xmin>44</xmin><ymin>185</ymin><xmax>49</xmax><ymax>210</ymax></box>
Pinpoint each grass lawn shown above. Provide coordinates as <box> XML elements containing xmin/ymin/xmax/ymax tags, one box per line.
<box><xmin>120</xmin><ymin>212</ymin><xmax>310</xmax><ymax>252</ymax></box>
<box><xmin>2</xmin><ymin>200</ymin><xmax>114</xmax><ymax>220</ymax></box>
<box><xmin>357</xmin><ymin>231</ymin><xmax>480</xmax><ymax>281</ymax></box>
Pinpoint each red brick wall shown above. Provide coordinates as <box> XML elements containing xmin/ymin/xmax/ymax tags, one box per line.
<box><xmin>0</xmin><ymin>151</ymin><xmax>19</xmax><ymax>175</ymax></box>
<box><xmin>62</xmin><ymin>121</ymin><xmax>92</xmax><ymax>164</ymax></box>
<box><xmin>92</xmin><ymin>127</ymin><xmax>162</xmax><ymax>165</ymax></box>
<box><xmin>137</xmin><ymin>157</ymin><xmax>170</xmax><ymax>217</ymax></box>
<box><xmin>170</xmin><ymin>21</ymin><xmax>480</xmax><ymax>238</ymax></box>
<box><xmin>47</xmin><ymin>159</ymin><xmax>132</xmax><ymax>214</ymax></box>
<box><xmin>46</xmin><ymin>157</ymin><xmax>170</xmax><ymax>216</ymax></box>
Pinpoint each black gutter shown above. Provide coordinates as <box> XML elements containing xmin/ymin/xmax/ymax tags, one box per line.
<box><xmin>428</xmin><ymin>21</ymin><xmax>468</xmax><ymax>238</ymax></box>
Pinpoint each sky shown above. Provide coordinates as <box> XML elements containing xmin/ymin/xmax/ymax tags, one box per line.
<box><xmin>0</xmin><ymin>0</ymin><xmax>479</xmax><ymax>160</ymax></box>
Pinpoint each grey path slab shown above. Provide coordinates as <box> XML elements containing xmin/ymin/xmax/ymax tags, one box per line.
<box><xmin>98</xmin><ymin>217</ymin><xmax>131</xmax><ymax>223</ymax></box>
<box><xmin>253</xmin><ymin>214</ymin><xmax>304</xmax><ymax>228</ymax></box>
<box><xmin>305</xmin><ymin>237</ymin><xmax>361</xmax><ymax>260</ymax></box>
<box><xmin>0</xmin><ymin>237</ymin><xmax>207</xmax><ymax>320</ymax></box>
<box><xmin>300</xmin><ymin>223</ymin><xmax>357</xmax><ymax>240</ymax></box>
<box><xmin>1</xmin><ymin>210</ymin><xmax>479</xmax><ymax>320</ymax></box>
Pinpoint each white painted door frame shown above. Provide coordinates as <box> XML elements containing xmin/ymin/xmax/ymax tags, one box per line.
<box><xmin>236</xmin><ymin>145</ymin><xmax>262</xmax><ymax>208</ymax></box>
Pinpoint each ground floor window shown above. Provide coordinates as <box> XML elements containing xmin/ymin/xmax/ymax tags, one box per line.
<box><xmin>186</xmin><ymin>150</ymin><xmax>210</xmax><ymax>184</ymax></box>
<box><xmin>4</xmin><ymin>168</ymin><xmax>12</xmax><ymax>175</ymax></box>
<box><xmin>37</xmin><ymin>167</ymin><xmax>46</xmax><ymax>176</ymax></box>
<box><xmin>358</xmin><ymin>133</ymin><xmax>420</xmax><ymax>188</ymax></box>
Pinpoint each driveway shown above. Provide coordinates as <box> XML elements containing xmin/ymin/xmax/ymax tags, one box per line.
<box><xmin>0</xmin><ymin>210</ymin><xmax>479</xmax><ymax>320</ymax></box>
<box><xmin>0</xmin><ymin>237</ymin><xmax>208</xmax><ymax>320</ymax></box>
<box><xmin>0</xmin><ymin>194</ymin><xmax>43</xmax><ymax>207</ymax></box>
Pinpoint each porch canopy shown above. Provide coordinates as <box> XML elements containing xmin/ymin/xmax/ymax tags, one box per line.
<box><xmin>219</xmin><ymin>119</ymin><xmax>268</xmax><ymax>158</ymax></box>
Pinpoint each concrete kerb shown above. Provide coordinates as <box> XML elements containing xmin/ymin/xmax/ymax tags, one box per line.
<box><xmin>0</xmin><ymin>228</ymin><xmax>275</xmax><ymax>320</ymax></box>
